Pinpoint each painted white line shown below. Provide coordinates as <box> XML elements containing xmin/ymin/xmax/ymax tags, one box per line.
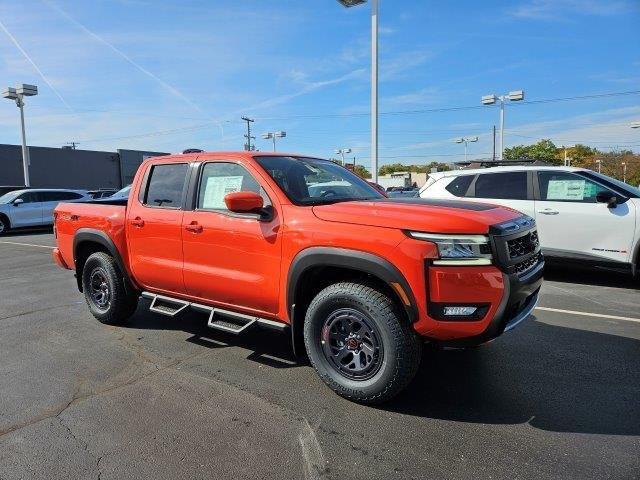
<box><xmin>536</xmin><ymin>306</ymin><xmax>640</xmax><ymax>324</ymax></box>
<box><xmin>0</xmin><ymin>241</ymin><xmax>54</xmax><ymax>249</ymax></box>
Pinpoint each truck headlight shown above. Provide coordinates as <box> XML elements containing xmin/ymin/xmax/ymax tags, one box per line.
<box><xmin>407</xmin><ymin>232</ymin><xmax>493</xmax><ymax>266</ymax></box>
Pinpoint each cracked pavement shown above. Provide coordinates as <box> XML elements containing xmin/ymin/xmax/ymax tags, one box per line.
<box><xmin>1</xmin><ymin>231</ymin><xmax>639</xmax><ymax>479</ymax></box>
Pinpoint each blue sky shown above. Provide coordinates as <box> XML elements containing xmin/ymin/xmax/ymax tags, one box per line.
<box><xmin>0</xmin><ymin>0</ymin><xmax>639</xmax><ymax>169</ymax></box>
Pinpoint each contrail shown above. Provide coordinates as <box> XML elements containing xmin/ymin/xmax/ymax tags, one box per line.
<box><xmin>42</xmin><ymin>0</ymin><xmax>225</xmax><ymax>139</ymax></box>
<box><xmin>0</xmin><ymin>18</ymin><xmax>72</xmax><ymax>110</ymax></box>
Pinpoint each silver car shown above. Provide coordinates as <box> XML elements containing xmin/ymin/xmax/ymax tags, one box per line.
<box><xmin>0</xmin><ymin>189</ymin><xmax>90</xmax><ymax>235</ymax></box>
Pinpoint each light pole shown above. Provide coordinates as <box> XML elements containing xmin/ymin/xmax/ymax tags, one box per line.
<box><xmin>595</xmin><ymin>159</ymin><xmax>602</xmax><ymax>173</ymax></box>
<box><xmin>481</xmin><ymin>90</ymin><xmax>524</xmax><ymax>160</ymax></box>
<box><xmin>262</xmin><ymin>131</ymin><xmax>286</xmax><ymax>152</ymax></box>
<box><xmin>2</xmin><ymin>84</ymin><xmax>38</xmax><ymax>187</ymax></box>
<box><xmin>631</xmin><ymin>121</ymin><xmax>640</xmax><ymax>129</ymax></box>
<box><xmin>622</xmin><ymin>162</ymin><xmax>627</xmax><ymax>183</ymax></box>
<box><xmin>335</xmin><ymin>148</ymin><xmax>352</xmax><ymax>165</ymax></box>
<box><xmin>337</xmin><ymin>0</ymin><xmax>378</xmax><ymax>183</ymax></box>
<box><xmin>455</xmin><ymin>136</ymin><xmax>478</xmax><ymax>162</ymax></box>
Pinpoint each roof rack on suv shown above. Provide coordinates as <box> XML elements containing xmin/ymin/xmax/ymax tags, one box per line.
<box><xmin>182</xmin><ymin>148</ymin><xmax>204</xmax><ymax>154</ymax></box>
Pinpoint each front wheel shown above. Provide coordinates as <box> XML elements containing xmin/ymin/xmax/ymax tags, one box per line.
<box><xmin>82</xmin><ymin>252</ymin><xmax>138</xmax><ymax>325</ymax></box>
<box><xmin>0</xmin><ymin>216</ymin><xmax>9</xmax><ymax>235</ymax></box>
<box><xmin>303</xmin><ymin>282</ymin><xmax>422</xmax><ymax>404</ymax></box>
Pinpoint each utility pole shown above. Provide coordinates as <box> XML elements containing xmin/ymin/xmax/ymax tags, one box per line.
<box><xmin>65</xmin><ymin>142</ymin><xmax>79</xmax><ymax>150</ymax></box>
<box><xmin>242</xmin><ymin>116</ymin><xmax>255</xmax><ymax>151</ymax></box>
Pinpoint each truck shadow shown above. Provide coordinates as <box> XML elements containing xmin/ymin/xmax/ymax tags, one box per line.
<box><xmin>388</xmin><ymin>320</ymin><xmax>640</xmax><ymax>436</ymax></box>
<box><xmin>543</xmin><ymin>263</ymin><xmax>639</xmax><ymax>289</ymax></box>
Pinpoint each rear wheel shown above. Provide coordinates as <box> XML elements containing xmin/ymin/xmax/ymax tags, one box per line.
<box><xmin>0</xmin><ymin>216</ymin><xmax>9</xmax><ymax>235</ymax></box>
<box><xmin>82</xmin><ymin>252</ymin><xmax>138</xmax><ymax>324</ymax></box>
<box><xmin>303</xmin><ymin>282</ymin><xmax>422</xmax><ymax>404</ymax></box>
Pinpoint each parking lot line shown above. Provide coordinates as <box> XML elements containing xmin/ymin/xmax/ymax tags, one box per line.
<box><xmin>0</xmin><ymin>241</ymin><xmax>54</xmax><ymax>249</ymax></box>
<box><xmin>536</xmin><ymin>306</ymin><xmax>640</xmax><ymax>324</ymax></box>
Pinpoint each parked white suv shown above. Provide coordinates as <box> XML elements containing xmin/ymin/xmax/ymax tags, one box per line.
<box><xmin>420</xmin><ymin>166</ymin><xmax>640</xmax><ymax>276</ymax></box>
<box><xmin>0</xmin><ymin>189</ymin><xmax>90</xmax><ymax>235</ymax></box>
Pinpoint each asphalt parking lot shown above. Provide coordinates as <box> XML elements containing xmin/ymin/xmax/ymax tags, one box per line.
<box><xmin>1</xmin><ymin>230</ymin><xmax>639</xmax><ymax>480</ymax></box>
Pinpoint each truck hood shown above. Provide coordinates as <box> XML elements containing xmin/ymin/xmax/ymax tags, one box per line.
<box><xmin>312</xmin><ymin>198</ymin><xmax>523</xmax><ymax>235</ymax></box>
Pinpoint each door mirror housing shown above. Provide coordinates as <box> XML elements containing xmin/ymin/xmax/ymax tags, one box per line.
<box><xmin>224</xmin><ymin>191</ymin><xmax>264</xmax><ymax>213</ymax></box>
<box><xmin>596</xmin><ymin>191</ymin><xmax>617</xmax><ymax>208</ymax></box>
<box><xmin>12</xmin><ymin>198</ymin><xmax>24</xmax><ymax>206</ymax></box>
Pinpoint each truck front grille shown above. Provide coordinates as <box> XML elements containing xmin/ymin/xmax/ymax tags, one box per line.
<box><xmin>489</xmin><ymin>216</ymin><xmax>543</xmax><ymax>277</ymax></box>
<box><xmin>507</xmin><ymin>230</ymin><xmax>539</xmax><ymax>259</ymax></box>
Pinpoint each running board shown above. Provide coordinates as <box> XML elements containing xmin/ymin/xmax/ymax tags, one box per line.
<box><xmin>141</xmin><ymin>291</ymin><xmax>288</xmax><ymax>335</ymax></box>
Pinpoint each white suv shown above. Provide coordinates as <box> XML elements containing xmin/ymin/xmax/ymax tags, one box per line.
<box><xmin>420</xmin><ymin>166</ymin><xmax>640</xmax><ymax>276</ymax></box>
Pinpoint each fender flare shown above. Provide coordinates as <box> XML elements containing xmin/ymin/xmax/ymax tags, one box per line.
<box><xmin>287</xmin><ymin>246</ymin><xmax>417</xmax><ymax>321</ymax></box>
<box><xmin>73</xmin><ymin>228</ymin><xmax>134</xmax><ymax>293</ymax></box>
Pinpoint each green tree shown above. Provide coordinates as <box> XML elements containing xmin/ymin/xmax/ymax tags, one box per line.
<box><xmin>378</xmin><ymin>162</ymin><xmax>451</xmax><ymax>176</ymax></box>
<box><xmin>352</xmin><ymin>165</ymin><xmax>371</xmax><ymax>179</ymax></box>
<box><xmin>504</xmin><ymin>139</ymin><xmax>560</xmax><ymax>165</ymax></box>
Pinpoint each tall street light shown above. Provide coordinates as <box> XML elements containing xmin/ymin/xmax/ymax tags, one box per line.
<box><xmin>455</xmin><ymin>136</ymin><xmax>478</xmax><ymax>162</ymax></box>
<box><xmin>481</xmin><ymin>90</ymin><xmax>524</xmax><ymax>160</ymax></box>
<box><xmin>622</xmin><ymin>162</ymin><xmax>627</xmax><ymax>183</ymax></box>
<box><xmin>595</xmin><ymin>159</ymin><xmax>602</xmax><ymax>173</ymax></box>
<box><xmin>262</xmin><ymin>131</ymin><xmax>286</xmax><ymax>152</ymax></box>
<box><xmin>631</xmin><ymin>121</ymin><xmax>640</xmax><ymax>129</ymax></box>
<box><xmin>2</xmin><ymin>83</ymin><xmax>38</xmax><ymax>187</ymax></box>
<box><xmin>337</xmin><ymin>0</ymin><xmax>378</xmax><ymax>183</ymax></box>
<box><xmin>335</xmin><ymin>148</ymin><xmax>352</xmax><ymax>165</ymax></box>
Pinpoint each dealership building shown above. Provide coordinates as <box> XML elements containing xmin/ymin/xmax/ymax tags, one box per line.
<box><xmin>0</xmin><ymin>144</ymin><xmax>168</xmax><ymax>190</ymax></box>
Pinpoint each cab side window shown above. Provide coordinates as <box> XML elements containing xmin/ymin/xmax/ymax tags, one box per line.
<box><xmin>143</xmin><ymin>163</ymin><xmax>188</xmax><ymax>208</ymax></box>
<box><xmin>17</xmin><ymin>192</ymin><xmax>40</xmax><ymax>203</ymax></box>
<box><xmin>197</xmin><ymin>162</ymin><xmax>270</xmax><ymax>211</ymax></box>
<box><xmin>474</xmin><ymin>172</ymin><xmax>528</xmax><ymax>200</ymax></box>
<box><xmin>445</xmin><ymin>175</ymin><xmax>474</xmax><ymax>197</ymax></box>
<box><xmin>537</xmin><ymin>171</ymin><xmax>613</xmax><ymax>203</ymax></box>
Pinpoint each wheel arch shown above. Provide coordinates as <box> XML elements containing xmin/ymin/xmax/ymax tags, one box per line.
<box><xmin>287</xmin><ymin>247</ymin><xmax>417</xmax><ymax>357</ymax></box>
<box><xmin>0</xmin><ymin>212</ymin><xmax>10</xmax><ymax>231</ymax></box>
<box><xmin>73</xmin><ymin>229</ymin><xmax>135</xmax><ymax>293</ymax></box>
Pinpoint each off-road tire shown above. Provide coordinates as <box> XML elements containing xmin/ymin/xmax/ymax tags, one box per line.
<box><xmin>0</xmin><ymin>215</ymin><xmax>9</xmax><ymax>235</ymax></box>
<box><xmin>82</xmin><ymin>252</ymin><xmax>138</xmax><ymax>325</ymax></box>
<box><xmin>304</xmin><ymin>282</ymin><xmax>422</xmax><ymax>404</ymax></box>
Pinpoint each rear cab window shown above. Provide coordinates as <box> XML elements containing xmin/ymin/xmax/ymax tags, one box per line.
<box><xmin>143</xmin><ymin>163</ymin><xmax>189</xmax><ymax>208</ymax></box>
<box><xmin>445</xmin><ymin>175</ymin><xmax>474</xmax><ymax>197</ymax></box>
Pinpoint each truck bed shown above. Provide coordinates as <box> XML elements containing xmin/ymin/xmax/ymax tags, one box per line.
<box><xmin>54</xmin><ymin>201</ymin><xmax>129</xmax><ymax>271</ymax></box>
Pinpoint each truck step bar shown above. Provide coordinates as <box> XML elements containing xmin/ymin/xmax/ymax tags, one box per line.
<box><xmin>141</xmin><ymin>291</ymin><xmax>288</xmax><ymax>335</ymax></box>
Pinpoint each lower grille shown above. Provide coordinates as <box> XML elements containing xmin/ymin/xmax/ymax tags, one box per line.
<box><xmin>513</xmin><ymin>253</ymin><xmax>542</xmax><ymax>276</ymax></box>
<box><xmin>507</xmin><ymin>230</ymin><xmax>539</xmax><ymax>259</ymax></box>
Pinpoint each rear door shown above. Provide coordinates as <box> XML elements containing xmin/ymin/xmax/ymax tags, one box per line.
<box><xmin>534</xmin><ymin>170</ymin><xmax>636</xmax><ymax>263</ymax></box>
<box><xmin>126</xmin><ymin>161</ymin><xmax>190</xmax><ymax>294</ymax></box>
<box><xmin>181</xmin><ymin>160</ymin><xmax>282</xmax><ymax>314</ymax></box>
<box><xmin>467</xmin><ymin>171</ymin><xmax>534</xmax><ymax>217</ymax></box>
<box><xmin>41</xmin><ymin>191</ymin><xmax>85</xmax><ymax>224</ymax></box>
<box><xmin>10</xmin><ymin>191</ymin><xmax>43</xmax><ymax>227</ymax></box>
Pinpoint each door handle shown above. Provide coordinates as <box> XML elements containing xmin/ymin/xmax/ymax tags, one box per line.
<box><xmin>185</xmin><ymin>222</ymin><xmax>203</xmax><ymax>233</ymax></box>
<box><xmin>130</xmin><ymin>217</ymin><xmax>145</xmax><ymax>227</ymax></box>
<box><xmin>537</xmin><ymin>210</ymin><xmax>559</xmax><ymax>215</ymax></box>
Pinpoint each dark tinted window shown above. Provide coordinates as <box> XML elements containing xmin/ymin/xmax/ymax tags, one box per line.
<box><xmin>144</xmin><ymin>163</ymin><xmax>188</xmax><ymax>208</ymax></box>
<box><xmin>17</xmin><ymin>192</ymin><xmax>40</xmax><ymax>203</ymax></box>
<box><xmin>445</xmin><ymin>175</ymin><xmax>474</xmax><ymax>197</ymax></box>
<box><xmin>538</xmin><ymin>171</ymin><xmax>614</xmax><ymax>203</ymax></box>
<box><xmin>41</xmin><ymin>191</ymin><xmax>83</xmax><ymax>202</ymax></box>
<box><xmin>475</xmin><ymin>172</ymin><xmax>527</xmax><ymax>200</ymax></box>
<box><xmin>197</xmin><ymin>162</ymin><xmax>269</xmax><ymax>210</ymax></box>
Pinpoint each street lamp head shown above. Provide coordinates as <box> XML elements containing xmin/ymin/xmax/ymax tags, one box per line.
<box><xmin>337</xmin><ymin>0</ymin><xmax>367</xmax><ymax>7</ymax></box>
<box><xmin>508</xmin><ymin>90</ymin><xmax>524</xmax><ymax>101</ymax></box>
<box><xmin>481</xmin><ymin>94</ymin><xmax>497</xmax><ymax>105</ymax></box>
<box><xmin>470</xmin><ymin>136</ymin><xmax>479</xmax><ymax>142</ymax></box>
<box><xmin>631</xmin><ymin>121</ymin><xmax>640</xmax><ymax>129</ymax></box>
<box><xmin>261</xmin><ymin>133</ymin><xmax>273</xmax><ymax>139</ymax></box>
<box><xmin>16</xmin><ymin>84</ymin><xmax>37</xmax><ymax>97</ymax></box>
<box><xmin>2</xmin><ymin>87</ymin><xmax>18</xmax><ymax>100</ymax></box>
<box><xmin>455</xmin><ymin>138</ymin><xmax>464</xmax><ymax>143</ymax></box>
<box><xmin>275</xmin><ymin>131</ymin><xmax>286</xmax><ymax>138</ymax></box>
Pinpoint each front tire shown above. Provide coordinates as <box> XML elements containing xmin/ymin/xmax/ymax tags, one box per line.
<box><xmin>0</xmin><ymin>216</ymin><xmax>9</xmax><ymax>235</ymax></box>
<box><xmin>303</xmin><ymin>282</ymin><xmax>422</xmax><ymax>404</ymax></box>
<box><xmin>82</xmin><ymin>252</ymin><xmax>138</xmax><ymax>325</ymax></box>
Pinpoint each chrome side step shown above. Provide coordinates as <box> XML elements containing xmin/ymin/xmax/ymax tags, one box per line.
<box><xmin>141</xmin><ymin>291</ymin><xmax>288</xmax><ymax>335</ymax></box>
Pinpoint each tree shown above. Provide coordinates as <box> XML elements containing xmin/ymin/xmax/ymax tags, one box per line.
<box><xmin>378</xmin><ymin>162</ymin><xmax>451</xmax><ymax>176</ymax></box>
<box><xmin>352</xmin><ymin>165</ymin><xmax>371</xmax><ymax>179</ymax></box>
<box><xmin>504</xmin><ymin>139</ymin><xmax>560</xmax><ymax>164</ymax></box>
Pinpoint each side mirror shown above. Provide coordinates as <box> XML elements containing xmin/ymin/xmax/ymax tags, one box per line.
<box><xmin>224</xmin><ymin>191</ymin><xmax>264</xmax><ymax>213</ymax></box>
<box><xmin>596</xmin><ymin>191</ymin><xmax>617</xmax><ymax>208</ymax></box>
<box><xmin>12</xmin><ymin>198</ymin><xmax>24</xmax><ymax>206</ymax></box>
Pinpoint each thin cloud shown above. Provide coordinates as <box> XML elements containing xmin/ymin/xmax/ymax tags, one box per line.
<box><xmin>510</xmin><ymin>0</ymin><xmax>636</xmax><ymax>20</ymax></box>
<box><xmin>0</xmin><ymin>18</ymin><xmax>72</xmax><ymax>110</ymax></box>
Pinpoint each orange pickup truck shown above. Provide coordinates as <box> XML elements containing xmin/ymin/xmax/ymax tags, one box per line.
<box><xmin>53</xmin><ymin>152</ymin><xmax>543</xmax><ymax>403</ymax></box>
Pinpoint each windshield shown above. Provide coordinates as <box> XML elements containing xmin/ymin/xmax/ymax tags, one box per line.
<box><xmin>254</xmin><ymin>156</ymin><xmax>383</xmax><ymax>205</ymax></box>
<box><xmin>0</xmin><ymin>191</ymin><xmax>21</xmax><ymax>204</ymax></box>
<box><xmin>582</xmin><ymin>171</ymin><xmax>640</xmax><ymax>198</ymax></box>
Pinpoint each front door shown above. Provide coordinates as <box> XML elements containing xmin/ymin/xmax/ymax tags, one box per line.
<box><xmin>11</xmin><ymin>191</ymin><xmax>43</xmax><ymax>227</ymax></box>
<box><xmin>126</xmin><ymin>162</ymin><xmax>189</xmax><ymax>294</ymax></box>
<box><xmin>182</xmin><ymin>161</ymin><xmax>282</xmax><ymax>315</ymax></box>
<box><xmin>534</xmin><ymin>170</ymin><xmax>636</xmax><ymax>264</ymax></box>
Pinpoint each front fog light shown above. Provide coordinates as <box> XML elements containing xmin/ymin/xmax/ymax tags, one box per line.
<box><xmin>443</xmin><ymin>306</ymin><xmax>477</xmax><ymax>316</ymax></box>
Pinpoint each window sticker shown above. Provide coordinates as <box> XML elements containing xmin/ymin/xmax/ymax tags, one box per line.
<box><xmin>583</xmin><ymin>182</ymin><xmax>599</xmax><ymax>197</ymax></box>
<box><xmin>202</xmin><ymin>176</ymin><xmax>243</xmax><ymax>209</ymax></box>
<box><xmin>546</xmin><ymin>179</ymin><xmax>586</xmax><ymax>200</ymax></box>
